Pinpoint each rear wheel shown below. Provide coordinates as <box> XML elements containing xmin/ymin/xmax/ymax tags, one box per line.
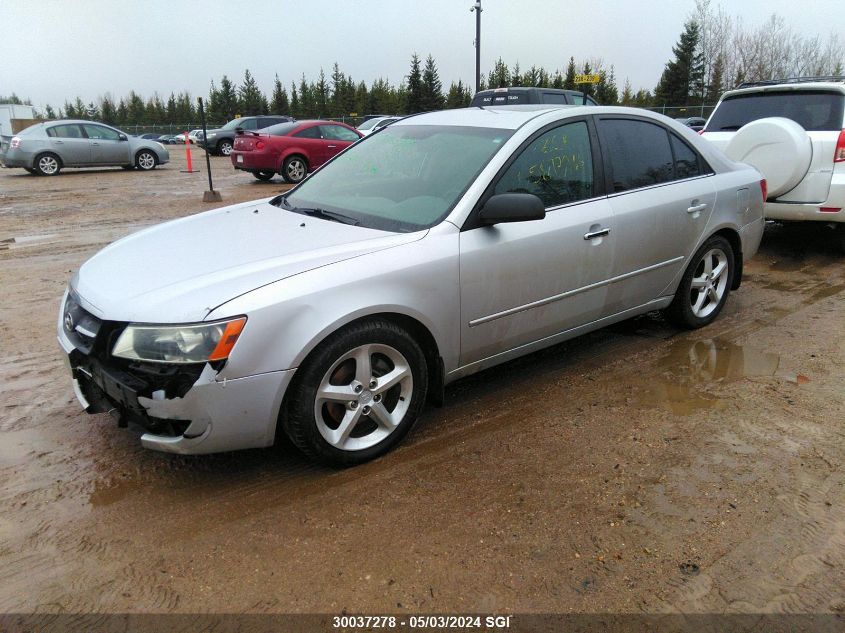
<box><xmin>282</xmin><ymin>155</ymin><xmax>307</xmax><ymax>183</ymax></box>
<box><xmin>34</xmin><ymin>153</ymin><xmax>61</xmax><ymax>176</ymax></box>
<box><xmin>665</xmin><ymin>235</ymin><xmax>734</xmax><ymax>329</ymax></box>
<box><xmin>282</xmin><ymin>319</ymin><xmax>428</xmax><ymax>467</ymax></box>
<box><xmin>253</xmin><ymin>170</ymin><xmax>274</xmax><ymax>181</ymax></box>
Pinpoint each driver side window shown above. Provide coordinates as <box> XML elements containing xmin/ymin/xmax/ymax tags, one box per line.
<box><xmin>494</xmin><ymin>121</ymin><xmax>594</xmax><ymax>208</ymax></box>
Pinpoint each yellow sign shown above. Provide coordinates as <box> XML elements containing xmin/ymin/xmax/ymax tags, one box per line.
<box><xmin>349</xmin><ymin>112</ymin><xmax>358</xmax><ymax>117</ymax></box>
<box><xmin>574</xmin><ymin>74</ymin><xmax>600</xmax><ymax>84</ymax></box>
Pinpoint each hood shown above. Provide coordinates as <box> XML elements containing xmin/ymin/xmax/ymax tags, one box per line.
<box><xmin>73</xmin><ymin>198</ymin><xmax>425</xmax><ymax>323</ymax></box>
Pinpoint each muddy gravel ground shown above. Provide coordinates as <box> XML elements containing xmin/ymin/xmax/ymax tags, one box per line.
<box><xmin>1</xmin><ymin>153</ymin><xmax>844</xmax><ymax>626</ymax></box>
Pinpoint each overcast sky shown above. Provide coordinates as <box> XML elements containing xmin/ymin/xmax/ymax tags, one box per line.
<box><xmin>1</xmin><ymin>0</ymin><xmax>842</xmax><ymax>111</ymax></box>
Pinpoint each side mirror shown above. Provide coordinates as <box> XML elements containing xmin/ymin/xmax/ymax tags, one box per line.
<box><xmin>118</xmin><ymin>133</ymin><xmax>128</xmax><ymax>141</ymax></box>
<box><xmin>478</xmin><ymin>193</ymin><xmax>546</xmax><ymax>225</ymax></box>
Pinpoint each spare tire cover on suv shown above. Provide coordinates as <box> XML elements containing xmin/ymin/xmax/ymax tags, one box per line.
<box><xmin>724</xmin><ymin>117</ymin><xmax>812</xmax><ymax>199</ymax></box>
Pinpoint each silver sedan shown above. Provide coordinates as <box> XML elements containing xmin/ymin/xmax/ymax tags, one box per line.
<box><xmin>2</xmin><ymin>119</ymin><xmax>169</xmax><ymax>175</ymax></box>
<box><xmin>58</xmin><ymin>105</ymin><xmax>764</xmax><ymax>465</ymax></box>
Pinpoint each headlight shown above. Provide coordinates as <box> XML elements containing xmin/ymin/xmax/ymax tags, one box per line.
<box><xmin>112</xmin><ymin>317</ymin><xmax>246</xmax><ymax>364</ymax></box>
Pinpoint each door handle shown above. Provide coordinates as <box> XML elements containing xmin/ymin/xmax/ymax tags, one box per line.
<box><xmin>54</xmin><ymin>140</ymin><xmax>64</xmax><ymax>144</ymax></box>
<box><xmin>687</xmin><ymin>203</ymin><xmax>707</xmax><ymax>214</ymax></box>
<box><xmin>583</xmin><ymin>228</ymin><xmax>611</xmax><ymax>240</ymax></box>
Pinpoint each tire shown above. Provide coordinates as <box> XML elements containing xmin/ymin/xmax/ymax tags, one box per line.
<box><xmin>135</xmin><ymin>150</ymin><xmax>157</xmax><ymax>171</ymax></box>
<box><xmin>282</xmin><ymin>319</ymin><xmax>428</xmax><ymax>467</ymax></box>
<box><xmin>665</xmin><ymin>235</ymin><xmax>734</xmax><ymax>329</ymax></box>
<box><xmin>724</xmin><ymin>118</ymin><xmax>811</xmax><ymax>199</ymax></box>
<box><xmin>33</xmin><ymin>153</ymin><xmax>61</xmax><ymax>176</ymax></box>
<box><xmin>217</xmin><ymin>139</ymin><xmax>233</xmax><ymax>156</ymax></box>
<box><xmin>253</xmin><ymin>170</ymin><xmax>274</xmax><ymax>181</ymax></box>
<box><xmin>282</xmin><ymin>155</ymin><xmax>307</xmax><ymax>183</ymax></box>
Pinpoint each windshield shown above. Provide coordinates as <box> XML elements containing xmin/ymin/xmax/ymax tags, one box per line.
<box><xmin>278</xmin><ymin>124</ymin><xmax>512</xmax><ymax>232</ymax></box>
<box><xmin>265</xmin><ymin>122</ymin><xmax>298</xmax><ymax>136</ymax></box>
<box><xmin>222</xmin><ymin>118</ymin><xmax>249</xmax><ymax>130</ymax></box>
<box><xmin>357</xmin><ymin>118</ymin><xmax>382</xmax><ymax>131</ymax></box>
<box><xmin>707</xmin><ymin>90</ymin><xmax>845</xmax><ymax>132</ymax></box>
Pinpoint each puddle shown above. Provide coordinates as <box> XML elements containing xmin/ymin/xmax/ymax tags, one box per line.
<box><xmin>633</xmin><ymin>338</ymin><xmax>788</xmax><ymax>416</ymax></box>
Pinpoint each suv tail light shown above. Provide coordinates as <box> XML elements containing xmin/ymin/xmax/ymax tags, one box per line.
<box><xmin>760</xmin><ymin>179</ymin><xmax>767</xmax><ymax>202</ymax></box>
<box><xmin>835</xmin><ymin>129</ymin><xmax>845</xmax><ymax>163</ymax></box>
<box><xmin>10</xmin><ymin>137</ymin><xmax>20</xmax><ymax>149</ymax></box>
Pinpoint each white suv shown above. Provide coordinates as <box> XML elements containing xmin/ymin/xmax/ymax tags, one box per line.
<box><xmin>702</xmin><ymin>78</ymin><xmax>845</xmax><ymax>248</ymax></box>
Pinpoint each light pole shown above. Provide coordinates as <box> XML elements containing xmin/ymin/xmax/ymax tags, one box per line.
<box><xmin>470</xmin><ymin>0</ymin><xmax>482</xmax><ymax>92</ymax></box>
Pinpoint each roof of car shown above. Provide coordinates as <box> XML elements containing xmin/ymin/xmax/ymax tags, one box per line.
<box><xmin>721</xmin><ymin>80</ymin><xmax>845</xmax><ymax>99</ymax></box>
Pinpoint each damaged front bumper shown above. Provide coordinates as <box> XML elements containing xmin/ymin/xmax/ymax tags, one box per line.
<box><xmin>57</xmin><ymin>293</ymin><xmax>295</xmax><ymax>455</ymax></box>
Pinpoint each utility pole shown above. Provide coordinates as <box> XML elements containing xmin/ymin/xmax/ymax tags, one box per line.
<box><xmin>471</xmin><ymin>0</ymin><xmax>482</xmax><ymax>92</ymax></box>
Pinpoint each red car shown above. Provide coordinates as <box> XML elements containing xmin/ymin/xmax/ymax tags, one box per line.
<box><xmin>231</xmin><ymin>120</ymin><xmax>362</xmax><ymax>183</ymax></box>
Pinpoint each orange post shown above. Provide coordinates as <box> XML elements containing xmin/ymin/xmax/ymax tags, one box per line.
<box><xmin>181</xmin><ymin>131</ymin><xmax>198</xmax><ymax>173</ymax></box>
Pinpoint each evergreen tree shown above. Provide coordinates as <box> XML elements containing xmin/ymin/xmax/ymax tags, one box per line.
<box><xmin>595</xmin><ymin>66</ymin><xmax>618</xmax><ymax>105</ymax></box>
<box><xmin>330</xmin><ymin>62</ymin><xmax>345</xmax><ymax>117</ymax></box>
<box><xmin>552</xmin><ymin>70</ymin><xmax>564</xmax><ymax>89</ymax></box>
<box><xmin>314</xmin><ymin>69</ymin><xmax>329</xmax><ymax>117</ymax></box>
<box><xmin>446</xmin><ymin>80</ymin><xmax>471</xmax><ymax>108</ymax></box>
<box><xmin>238</xmin><ymin>69</ymin><xmax>265</xmax><ymax>115</ymax></box>
<box><xmin>44</xmin><ymin>104</ymin><xmax>57</xmax><ymax>119</ymax></box>
<box><xmin>217</xmin><ymin>75</ymin><xmax>238</xmax><ymax>119</ymax></box>
<box><xmin>127</xmin><ymin>91</ymin><xmax>146</xmax><ymax>125</ymax></box>
<box><xmin>620</xmin><ymin>79</ymin><xmax>634</xmax><ymax>105</ymax></box>
<box><xmin>100</xmin><ymin>94</ymin><xmax>117</xmax><ymax>124</ymax></box>
<box><xmin>421</xmin><ymin>55</ymin><xmax>445</xmax><ymax>111</ymax></box>
<box><xmin>270</xmin><ymin>74</ymin><xmax>289</xmax><ymax>114</ymax></box>
<box><xmin>116</xmin><ymin>99</ymin><xmax>128</xmax><ymax>126</ymax></box>
<box><xmin>207</xmin><ymin>80</ymin><xmax>222</xmax><ymax>123</ymax></box>
<box><xmin>487</xmin><ymin>58</ymin><xmax>510</xmax><ymax>88</ymax></box>
<box><xmin>510</xmin><ymin>62</ymin><xmax>522</xmax><ymax>87</ymax></box>
<box><xmin>654</xmin><ymin>20</ymin><xmax>704</xmax><ymax>106</ymax></box>
<box><xmin>354</xmin><ymin>80</ymin><xmax>369</xmax><ymax>116</ymax></box>
<box><xmin>406</xmin><ymin>54</ymin><xmax>423</xmax><ymax>114</ymax></box>
<box><xmin>298</xmin><ymin>75</ymin><xmax>313</xmax><ymax>117</ymax></box>
<box><xmin>706</xmin><ymin>53</ymin><xmax>725</xmax><ymax>103</ymax></box>
<box><xmin>290</xmin><ymin>83</ymin><xmax>301</xmax><ymax>119</ymax></box>
<box><xmin>176</xmin><ymin>92</ymin><xmax>194</xmax><ymax>124</ymax></box>
<box><xmin>564</xmin><ymin>57</ymin><xmax>577</xmax><ymax>90</ymax></box>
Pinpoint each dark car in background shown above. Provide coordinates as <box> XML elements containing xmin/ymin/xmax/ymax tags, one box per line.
<box><xmin>470</xmin><ymin>87</ymin><xmax>598</xmax><ymax>107</ymax></box>
<box><xmin>197</xmin><ymin>115</ymin><xmax>293</xmax><ymax>156</ymax></box>
<box><xmin>230</xmin><ymin>120</ymin><xmax>362</xmax><ymax>182</ymax></box>
<box><xmin>676</xmin><ymin>116</ymin><xmax>707</xmax><ymax>131</ymax></box>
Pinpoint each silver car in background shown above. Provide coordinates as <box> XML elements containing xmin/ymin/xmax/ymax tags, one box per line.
<box><xmin>2</xmin><ymin>119</ymin><xmax>169</xmax><ymax>175</ymax></box>
<box><xmin>58</xmin><ymin>106</ymin><xmax>764</xmax><ymax>466</ymax></box>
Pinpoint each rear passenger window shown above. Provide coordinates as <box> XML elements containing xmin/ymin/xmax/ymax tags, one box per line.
<box><xmin>599</xmin><ymin>119</ymin><xmax>674</xmax><ymax>192</ymax></box>
<box><xmin>294</xmin><ymin>126</ymin><xmax>321</xmax><ymax>139</ymax></box>
<box><xmin>494</xmin><ymin>120</ymin><xmax>594</xmax><ymax>207</ymax></box>
<box><xmin>48</xmin><ymin>124</ymin><xmax>83</xmax><ymax>139</ymax></box>
<box><xmin>669</xmin><ymin>134</ymin><xmax>702</xmax><ymax>179</ymax></box>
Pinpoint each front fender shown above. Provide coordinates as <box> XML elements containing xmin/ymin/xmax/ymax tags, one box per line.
<box><xmin>206</xmin><ymin>223</ymin><xmax>461</xmax><ymax>380</ymax></box>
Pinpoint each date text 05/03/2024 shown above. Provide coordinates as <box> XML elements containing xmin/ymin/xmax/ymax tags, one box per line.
<box><xmin>332</xmin><ymin>615</ymin><xmax>513</xmax><ymax>629</ymax></box>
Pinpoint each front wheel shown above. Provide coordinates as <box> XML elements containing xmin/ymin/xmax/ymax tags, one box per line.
<box><xmin>282</xmin><ymin>319</ymin><xmax>428</xmax><ymax>467</ymax></box>
<box><xmin>665</xmin><ymin>235</ymin><xmax>734</xmax><ymax>329</ymax></box>
<box><xmin>253</xmin><ymin>170</ymin><xmax>274</xmax><ymax>181</ymax></box>
<box><xmin>282</xmin><ymin>155</ymin><xmax>307</xmax><ymax>183</ymax></box>
<box><xmin>135</xmin><ymin>150</ymin><xmax>157</xmax><ymax>171</ymax></box>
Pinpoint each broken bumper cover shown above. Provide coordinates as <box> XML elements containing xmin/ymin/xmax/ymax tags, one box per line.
<box><xmin>58</xmin><ymin>323</ymin><xmax>295</xmax><ymax>455</ymax></box>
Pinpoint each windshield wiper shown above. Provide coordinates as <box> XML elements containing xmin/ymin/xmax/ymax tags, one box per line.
<box><xmin>297</xmin><ymin>207</ymin><xmax>359</xmax><ymax>225</ymax></box>
<box><xmin>271</xmin><ymin>195</ymin><xmax>359</xmax><ymax>225</ymax></box>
